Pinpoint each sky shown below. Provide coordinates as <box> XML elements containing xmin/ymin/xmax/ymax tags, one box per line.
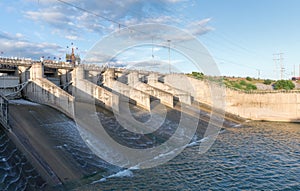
<box><xmin>0</xmin><ymin>0</ymin><xmax>299</xmax><ymax>79</ymax></box>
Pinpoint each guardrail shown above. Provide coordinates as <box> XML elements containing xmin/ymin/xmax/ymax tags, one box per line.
<box><xmin>0</xmin><ymin>93</ymin><xmax>9</xmax><ymax>130</ymax></box>
<box><xmin>0</xmin><ymin>57</ymin><xmax>74</xmax><ymax>69</ymax></box>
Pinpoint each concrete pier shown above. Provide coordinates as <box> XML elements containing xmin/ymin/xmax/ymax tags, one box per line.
<box><xmin>24</xmin><ymin>62</ymin><xmax>75</xmax><ymax>118</ymax></box>
<box><xmin>71</xmin><ymin>67</ymin><xmax>119</xmax><ymax>112</ymax></box>
<box><xmin>128</xmin><ymin>72</ymin><xmax>174</xmax><ymax>108</ymax></box>
<box><xmin>103</xmin><ymin>69</ymin><xmax>151</xmax><ymax>111</ymax></box>
<box><xmin>147</xmin><ymin>73</ymin><xmax>192</xmax><ymax>105</ymax></box>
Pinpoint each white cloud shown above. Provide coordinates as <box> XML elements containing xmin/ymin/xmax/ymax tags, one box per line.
<box><xmin>22</xmin><ymin>0</ymin><xmax>198</xmax><ymax>39</ymax></box>
<box><xmin>186</xmin><ymin>18</ymin><xmax>214</xmax><ymax>36</ymax></box>
<box><xmin>0</xmin><ymin>31</ymin><xmax>63</xmax><ymax>59</ymax></box>
<box><xmin>65</xmin><ymin>35</ymin><xmax>79</xmax><ymax>40</ymax></box>
<box><xmin>15</xmin><ymin>33</ymin><xmax>24</xmax><ymax>38</ymax></box>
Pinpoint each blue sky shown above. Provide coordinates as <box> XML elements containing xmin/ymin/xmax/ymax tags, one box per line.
<box><xmin>0</xmin><ymin>0</ymin><xmax>299</xmax><ymax>79</ymax></box>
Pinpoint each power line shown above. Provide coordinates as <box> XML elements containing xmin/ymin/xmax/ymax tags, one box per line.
<box><xmin>56</xmin><ymin>0</ymin><xmax>153</xmax><ymax>37</ymax></box>
<box><xmin>56</xmin><ymin>0</ymin><xmax>122</xmax><ymax>27</ymax></box>
<box><xmin>55</xmin><ymin>0</ymin><xmax>266</xmax><ymax>76</ymax></box>
<box><xmin>171</xmin><ymin>41</ymin><xmax>264</xmax><ymax>72</ymax></box>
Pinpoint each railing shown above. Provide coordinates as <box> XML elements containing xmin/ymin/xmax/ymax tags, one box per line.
<box><xmin>0</xmin><ymin>57</ymin><xmax>74</xmax><ymax>69</ymax></box>
<box><xmin>81</xmin><ymin>64</ymin><xmax>106</xmax><ymax>71</ymax></box>
<box><xmin>0</xmin><ymin>93</ymin><xmax>9</xmax><ymax>130</ymax></box>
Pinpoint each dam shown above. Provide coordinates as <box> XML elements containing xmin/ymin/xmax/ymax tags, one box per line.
<box><xmin>0</xmin><ymin>57</ymin><xmax>299</xmax><ymax>190</ymax></box>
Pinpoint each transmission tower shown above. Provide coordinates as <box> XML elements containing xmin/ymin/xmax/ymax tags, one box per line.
<box><xmin>273</xmin><ymin>53</ymin><xmax>284</xmax><ymax>80</ymax></box>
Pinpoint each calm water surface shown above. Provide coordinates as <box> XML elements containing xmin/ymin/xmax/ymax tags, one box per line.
<box><xmin>77</xmin><ymin>121</ymin><xmax>299</xmax><ymax>191</ymax></box>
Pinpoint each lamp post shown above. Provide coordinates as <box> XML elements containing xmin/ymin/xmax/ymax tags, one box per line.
<box><xmin>66</xmin><ymin>42</ymin><xmax>79</xmax><ymax>65</ymax></box>
<box><xmin>167</xmin><ymin>40</ymin><xmax>171</xmax><ymax>74</ymax></box>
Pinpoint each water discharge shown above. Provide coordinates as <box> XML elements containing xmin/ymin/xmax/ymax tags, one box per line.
<box><xmin>1</xmin><ymin>100</ymin><xmax>299</xmax><ymax>190</ymax></box>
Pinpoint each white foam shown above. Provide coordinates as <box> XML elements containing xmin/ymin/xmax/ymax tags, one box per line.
<box><xmin>187</xmin><ymin>136</ymin><xmax>211</xmax><ymax>147</ymax></box>
<box><xmin>233</xmin><ymin>123</ymin><xmax>242</xmax><ymax>128</ymax></box>
<box><xmin>9</xmin><ymin>99</ymin><xmax>40</xmax><ymax>106</ymax></box>
<box><xmin>153</xmin><ymin>150</ymin><xmax>176</xmax><ymax>160</ymax></box>
<box><xmin>92</xmin><ymin>169</ymin><xmax>133</xmax><ymax>184</ymax></box>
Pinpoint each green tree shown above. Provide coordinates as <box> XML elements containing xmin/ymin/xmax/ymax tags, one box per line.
<box><xmin>240</xmin><ymin>80</ymin><xmax>247</xmax><ymax>86</ymax></box>
<box><xmin>274</xmin><ymin>80</ymin><xmax>295</xmax><ymax>90</ymax></box>
<box><xmin>263</xmin><ymin>79</ymin><xmax>272</xmax><ymax>85</ymax></box>
<box><xmin>246</xmin><ymin>83</ymin><xmax>257</xmax><ymax>90</ymax></box>
<box><xmin>191</xmin><ymin>72</ymin><xmax>204</xmax><ymax>80</ymax></box>
<box><xmin>246</xmin><ymin>76</ymin><xmax>253</xmax><ymax>81</ymax></box>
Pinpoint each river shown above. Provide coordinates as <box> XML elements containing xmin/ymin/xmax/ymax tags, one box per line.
<box><xmin>0</xmin><ymin>100</ymin><xmax>299</xmax><ymax>190</ymax></box>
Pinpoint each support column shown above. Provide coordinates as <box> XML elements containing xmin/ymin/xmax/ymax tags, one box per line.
<box><xmin>128</xmin><ymin>71</ymin><xmax>139</xmax><ymax>86</ymax></box>
<box><xmin>58</xmin><ymin>69</ymin><xmax>69</xmax><ymax>86</ymax></box>
<box><xmin>103</xmin><ymin>68</ymin><xmax>115</xmax><ymax>87</ymax></box>
<box><xmin>30</xmin><ymin>62</ymin><xmax>44</xmax><ymax>79</ymax></box>
<box><xmin>148</xmin><ymin>73</ymin><xmax>158</xmax><ymax>83</ymax></box>
<box><xmin>18</xmin><ymin>66</ymin><xmax>30</xmax><ymax>83</ymax></box>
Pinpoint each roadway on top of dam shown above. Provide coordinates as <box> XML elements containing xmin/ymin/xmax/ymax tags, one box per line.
<box><xmin>0</xmin><ymin>57</ymin><xmax>160</xmax><ymax>75</ymax></box>
<box><xmin>0</xmin><ymin>57</ymin><xmax>104</xmax><ymax>70</ymax></box>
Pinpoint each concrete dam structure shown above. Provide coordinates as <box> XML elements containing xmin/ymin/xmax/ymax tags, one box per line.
<box><xmin>0</xmin><ymin>57</ymin><xmax>299</xmax><ymax>188</ymax></box>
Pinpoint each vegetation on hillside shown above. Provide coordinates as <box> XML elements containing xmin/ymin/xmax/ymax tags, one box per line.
<box><xmin>223</xmin><ymin>79</ymin><xmax>257</xmax><ymax>91</ymax></box>
<box><xmin>187</xmin><ymin>72</ymin><xmax>204</xmax><ymax>80</ymax></box>
<box><xmin>273</xmin><ymin>80</ymin><xmax>295</xmax><ymax>90</ymax></box>
<box><xmin>246</xmin><ymin>76</ymin><xmax>253</xmax><ymax>81</ymax></box>
<box><xmin>186</xmin><ymin>72</ymin><xmax>297</xmax><ymax>91</ymax></box>
<box><xmin>263</xmin><ymin>79</ymin><xmax>273</xmax><ymax>85</ymax></box>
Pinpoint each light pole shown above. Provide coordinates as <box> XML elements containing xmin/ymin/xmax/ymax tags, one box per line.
<box><xmin>167</xmin><ymin>40</ymin><xmax>171</xmax><ymax>74</ymax></box>
<box><xmin>66</xmin><ymin>42</ymin><xmax>79</xmax><ymax>65</ymax></box>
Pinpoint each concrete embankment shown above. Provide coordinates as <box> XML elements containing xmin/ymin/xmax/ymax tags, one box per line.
<box><xmin>164</xmin><ymin>74</ymin><xmax>300</xmax><ymax>122</ymax></box>
<box><xmin>7</xmin><ymin>100</ymin><xmax>133</xmax><ymax>189</ymax></box>
<box><xmin>8</xmin><ymin>101</ymin><xmax>82</xmax><ymax>187</ymax></box>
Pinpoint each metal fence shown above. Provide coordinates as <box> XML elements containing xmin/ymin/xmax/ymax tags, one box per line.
<box><xmin>0</xmin><ymin>93</ymin><xmax>9</xmax><ymax>130</ymax></box>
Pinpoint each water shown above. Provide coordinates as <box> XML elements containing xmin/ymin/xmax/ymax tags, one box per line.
<box><xmin>77</xmin><ymin>121</ymin><xmax>300</xmax><ymax>191</ymax></box>
<box><xmin>0</xmin><ymin>128</ymin><xmax>46</xmax><ymax>191</ymax></box>
<box><xmin>1</xmin><ymin>100</ymin><xmax>300</xmax><ymax>190</ymax></box>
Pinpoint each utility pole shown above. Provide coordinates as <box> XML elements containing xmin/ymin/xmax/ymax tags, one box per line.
<box><xmin>167</xmin><ymin>40</ymin><xmax>171</xmax><ymax>74</ymax></box>
<box><xmin>279</xmin><ymin>53</ymin><xmax>284</xmax><ymax>79</ymax></box>
<box><xmin>273</xmin><ymin>54</ymin><xmax>279</xmax><ymax>79</ymax></box>
<box><xmin>256</xmin><ymin>69</ymin><xmax>260</xmax><ymax>79</ymax></box>
<box><xmin>273</xmin><ymin>53</ymin><xmax>284</xmax><ymax>80</ymax></box>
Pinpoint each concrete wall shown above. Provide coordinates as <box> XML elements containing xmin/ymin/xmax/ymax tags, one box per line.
<box><xmin>25</xmin><ymin>78</ymin><xmax>75</xmax><ymax>118</ymax></box>
<box><xmin>165</xmin><ymin>74</ymin><xmax>214</xmax><ymax>105</ymax></box>
<box><xmin>225</xmin><ymin>89</ymin><xmax>300</xmax><ymax>122</ymax></box>
<box><xmin>103</xmin><ymin>69</ymin><xmax>151</xmax><ymax>110</ymax></box>
<box><xmin>24</xmin><ymin>62</ymin><xmax>75</xmax><ymax>118</ymax></box>
<box><xmin>47</xmin><ymin>77</ymin><xmax>60</xmax><ymax>86</ymax></box>
<box><xmin>165</xmin><ymin>73</ymin><xmax>300</xmax><ymax>122</ymax></box>
<box><xmin>72</xmin><ymin>79</ymin><xmax>119</xmax><ymax>112</ymax></box>
<box><xmin>71</xmin><ymin>67</ymin><xmax>119</xmax><ymax>112</ymax></box>
<box><xmin>0</xmin><ymin>76</ymin><xmax>19</xmax><ymax>88</ymax></box>
<box><xmin>85</xmin><ymin>70</ymin><xmax>102</xmax><ymax>84</ymax></box>
<box><xmin>107</xmin><ymin>80</ymin><xmax>151</xmax><ymax>110</ymax></box>
<box><xmin>147</xmin><ymin>73</ymin><xmax>191</xmax><ymax>105</ymax></box>
<box><xmin>128</xmin><ymin>72</ymin><xmax>174</xmax><ymax>108</ymax></box>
